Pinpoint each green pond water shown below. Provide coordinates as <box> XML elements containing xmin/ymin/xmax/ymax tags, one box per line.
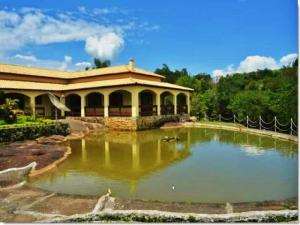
<box><xmin>29</xmin><ymin>128</ymin><xmax>298</xmax><ymax>203</ymax></box>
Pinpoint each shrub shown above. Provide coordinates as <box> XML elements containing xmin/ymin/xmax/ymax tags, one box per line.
<box><xmin>0</xmin><ymin>99</ymin><xmax>19</xmax><ymax>124</ymax></box>
<box><xmin>0</xmin><ymin>122</ymin><xmax>70</xmax><ymax>143</ymax></box>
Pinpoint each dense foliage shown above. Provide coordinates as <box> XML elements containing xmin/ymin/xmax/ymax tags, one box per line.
<box><xmin>85</xmin><ymin>58</ymin><xmax>111</xmax><ymax>70</ymax></box>
<box><xmin>0</xmin><ymin>98</ymin><xmax>19</xmax><ymax>123</ymax></box>
<box><xmin>154</xmin><ymin>59</ymin><xmax>298</xmax><ymax>124</ymax></box>
<box><xmin>0</xmin><ymin>121</ymin><xmax>70</xmax><ymax>143</ymax></box>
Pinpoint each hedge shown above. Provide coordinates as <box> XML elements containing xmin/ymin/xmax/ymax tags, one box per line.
<box><xmin>0</xmin><ymin>122</ymin><xmax>70</xmax><ymax>143</ymax></box>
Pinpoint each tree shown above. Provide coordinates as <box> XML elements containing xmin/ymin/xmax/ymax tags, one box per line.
<box><xmin>85</xmin><ymin>58</ymin><xmax>111</xmax><ymax>70</ymax></box>
<box><xmin>94</xmin><ymin>58</ymin><xmax>111</xmax><ymax>68</ymax></box>
<box><xmin>154</xmin><ymin>61</ymin><xmax>297</xmax><ymax>125</ymax></box>
<box><xmin>228</xmin><ymin>91</ymin><xmax>271</xmax><ymax>121</ymax></box>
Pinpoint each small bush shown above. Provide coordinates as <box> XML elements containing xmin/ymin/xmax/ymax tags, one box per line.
<box><xmin>0</xmin><ymin>99</ymin><xmax>19</xmax><ymax>124</ymax></box>
<box><xmin>0</xmin><ymin>122</ymin><xmax>70</xmax><ymax>143</ymax></box>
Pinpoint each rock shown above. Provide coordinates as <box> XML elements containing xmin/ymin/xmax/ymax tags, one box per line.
<box><xmin>225</xmin><ymin>202</ymin><xmax>233</xmax><ymax>213</ymax></box>
<box><xmin>30</xmin><ymin>149</ymin><xmax>46</xmax><ymax>156</ymax></box>
<box><xmin>0</xmin><ymin>162</ymin><xmax>37</xmax><ymax>187</ymax></box>
<box><xmin>161</xmin><ymin>136</ymin><xmax>179</xmax><ymax>142</ymax></box>
<box><xmin>36</xmin><ymin>135</ymin><xmax>67</xmax><ymax>145</ymax></box>
<box><xmin>64</xmin><ymin>119</ymin><xmax>90</xmax><ymax>133</ymax></box>
<box><xmin>190</xmin><ymin>116</ymin><xmax>197</xmax><ymax>122</ymax></box>
<box><xmin>66</xmin><ymin>131</ymin><xmax>85</xmax><ymax>140</ymax></box>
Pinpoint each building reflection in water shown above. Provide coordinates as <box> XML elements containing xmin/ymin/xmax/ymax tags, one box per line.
<box><xmin>72</xmin><ymin>129</ymin><xmax>192</xmax><ymax>192</ymax></box>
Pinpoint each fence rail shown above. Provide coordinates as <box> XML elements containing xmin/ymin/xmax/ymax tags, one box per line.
<box><xmin>204</xmin><ymin>113</ymin><xmax>298</xmax><ymax>136</ymax></box>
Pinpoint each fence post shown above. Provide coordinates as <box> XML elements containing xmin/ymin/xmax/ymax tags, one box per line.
<box><xmin>274</xmin><ymin>116</ymin><xmax>277</xmax><ymax>132</ymax></box>
<box><xmin>219</xmin><ymin>114</ymin><xmax>221</xmax><ymax>122</ymax></box>
<box><xmin>233</xmin><ymin>114</ymin><xmax>235</xmax><ymax>123</ymax></box>
<box><xmin>259</xmin><ymin>116</ymin><xmax>261</xmax><ymax>130</ymax></box>
<box><xmin>246</xmin><ymin>116</ymin><xmax>248</xmax><ymax>128</ymax></box>
<box><xmin>290</xmin><ymin>118</ymin><xmax>293</xmax><ymax>135</ymax></box>
<box><xmin>204</xmin><ymin>112</ymin><xmax>207</xmax><ymax>121</ymax></box>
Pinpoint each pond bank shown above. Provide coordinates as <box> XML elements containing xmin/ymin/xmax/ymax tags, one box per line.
<box><xmin>0</xmin><ymin>185</ymin><xmax>297</xmax><ymax>222</ymax></box>
<box><xmin>162</xmin><ymin>121</ymin><xmax>298</xmax><ymax>143</ymax></box>
<box><xmin>0</xmin><ymin>118</ymin><xmax>104</xmax><ymax>180</ymax></box>
<box><xmin>0</xmin><ymin>138</ymin><xmax>68</xmax><ymax>172</ymax></box>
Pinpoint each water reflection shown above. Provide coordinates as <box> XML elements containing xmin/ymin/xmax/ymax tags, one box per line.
<box><xmin>29</xmin><ymin>128</ymin><xmax>297</xmax><ymax>202</ymax></box>
<box><xmin>67</xmin><ymin>130</ymin><xmax>191</xmax><ymax>183</ymax></box>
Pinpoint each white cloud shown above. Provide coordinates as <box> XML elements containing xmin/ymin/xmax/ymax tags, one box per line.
<box><xmin>280</xmin><ymin>53</ymin><xmax>297</xmax><ymax>67</ymax></box>
<box><xmin>59</xmin><ymin>55</ymin><xmax>72</xmax><ymax>71</ymax></box>
<box><xmin>77</xmin><ymin>6</ymin><xmax>86</xmax><ymax>14</ymax></box>
<box><xmin>75</xmin><ymin>61</ymin><xmax>91</xmax><ymax>70</ymax></box>
<box><xmin>93</xmin><ymin>8</ymin><xmax>112</xmax><ymax>15</ymax></box>
<box><xmin>0</xmin><ymin>10</ymin><xmax>20</xmax><ymax>25</ymax></box>
<box><xmin>0</xmin><ymin>8</ymin><xmax>119</xmax><ymax>52</ymax></box>
<box><xmin>14</xmin><ymin>54</ymin><xmax>37</xmax><ymax>62</ymax></box>
<box><xmin>85</xmin><ymin>32</ymin><xmax>124</xmax><ymax>60</ymax></box>
<box><xmin>212</xmin><ymin>53</ymin><xmax>297</xmax><ymax>78</ymax></box>
<box><xmin>1</xmin><ymin>54</ymin><xmax>74</xmax><ymax>71</ymax></box>
<box><xmin>212</xmin><ymin>69</ymin><xmax>225</xmax><ymax>79</ymax></box>
<box><xmin>0</xmin><ymin>7</ymin><xmax>159</xmax><ymax>69</ymax></box>
<box><xmin>237</xmin><ymin>56</ymin><xmax>278</xmax><ymax>73</ymax></box>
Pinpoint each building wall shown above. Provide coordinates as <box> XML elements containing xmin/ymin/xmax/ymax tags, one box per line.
<box><xmin>71</xmin><ymin>115</ymin><xmax>184</xmax><ymax>131</ymax></box>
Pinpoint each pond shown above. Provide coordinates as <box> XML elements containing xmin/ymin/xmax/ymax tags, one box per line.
<box><xmin>29</xmin><ymin>128</ymin><xmax>298</xmax><ymax>203</ymax></box>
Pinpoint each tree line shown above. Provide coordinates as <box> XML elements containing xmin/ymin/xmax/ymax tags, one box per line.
<box><xmin>154</xmin><ymin>60</ymin><xmax>298</xmax><ymax>124</ymax></box>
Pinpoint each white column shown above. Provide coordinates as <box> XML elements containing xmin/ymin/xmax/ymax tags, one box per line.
<box><xmin>187</xmin><ymin>92</ymin><xmax>191</xmax><ymax>115</ymax></box>
<box><xmin>60</xmin><ymin>95</ymin><xmax>65</xmax><ymax>117</ymax></box>
<box><xmin>174</xmin><ymin>94</ymin><xmax>178</xmax><ymax>115</ymax></box>
<box><xmin>30</xmin><ymin>96</ymin><xmax>36</xmax><ymax>117</ymax></box>
<box><xmin>104</xmin><ymin>93</ymin><xmax>109</xmax><ymax>117</ymax></box>
<box><xmin>132</xmin><ymin>90</ymin><xmax>139</xmax><ymax>118</ymax></box>
<box><xmin>80</xmin><ymin>95</ymin><xmax>85</xmax><ymax>117</ymax></box>
<box><xmin>157</xmin><ymin>93</ymin><xmax>161</xmax><ymax>116</ymax></box>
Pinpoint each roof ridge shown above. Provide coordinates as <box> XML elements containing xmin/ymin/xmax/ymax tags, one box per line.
<box><xmin>0</xmin><ymin>62</ymin><xmax>129</xmax><ymax>74</ymax></box>
<box><xmin>0</xmin><ymin>62</ymin><xmax>165</xmax><ymax>79</ymax></box>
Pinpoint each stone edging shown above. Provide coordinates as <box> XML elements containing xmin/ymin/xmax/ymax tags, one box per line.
<box><xmin>29</xmin><ymin>146</ymin><xmax>72</xmax><ymax>178</ymax></box>
<box><xmin>162</xmin><ymin>122</ymin><xmax>298</xmax><ymax>143</ymax></box>
<box><xmin>46</xmin><ymin>209</ymin><xmax>298</xmax><ymax>223</ymax></box>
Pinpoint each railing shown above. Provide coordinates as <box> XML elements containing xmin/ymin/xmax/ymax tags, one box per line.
<box><xmin>108</xmin><ymin>105</ymin><xmax>132</xmax><ymax>117</ymax></box>
<box><xmin>204</xmin><ymin>113</ymin><xmax>298</xmax><ymax>136</ymax></box>
<box><xmin>177</xmin><ymin>104</ymin><xmax>188</xmax><ymax>115</ymax></box>
<box><xmin>139</xmin><ymin>105</ymin><xmax>157</xmax><ymax>116</ymax></box>
<box><xmin>35</xmin><ymin>106</ymin><xmax>45</xmax><ymax>116</ymax></box>
<box><xmin>65</xmin><ymin>107</ymin><xmax>81</xmax><ymax>117</ymax></box>
<box><xmin>85</xmin><ymin>106</ymin><xmax>104</xmax><ymax>117</ymax></box>
<box><xmin>161</xmin><ymin>104</ymin><xmax>174</xmax><ymax>115</ymax></box>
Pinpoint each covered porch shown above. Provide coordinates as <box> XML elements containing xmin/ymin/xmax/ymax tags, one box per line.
<box><xmin>1</xmin><ymin>86</ymin><xmax>190</xmax><ymax>119</ymax></box>
<box><xmin>63</xmin><ymin>86</ymin><xmax>190</xmax><ymax>118</ymax></box>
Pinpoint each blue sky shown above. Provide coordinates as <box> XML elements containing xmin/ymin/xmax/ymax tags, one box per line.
<box><xmin>0</xmin><ymin>0</ymin><xmax>297</xmax><ymax>77</ymax></box>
